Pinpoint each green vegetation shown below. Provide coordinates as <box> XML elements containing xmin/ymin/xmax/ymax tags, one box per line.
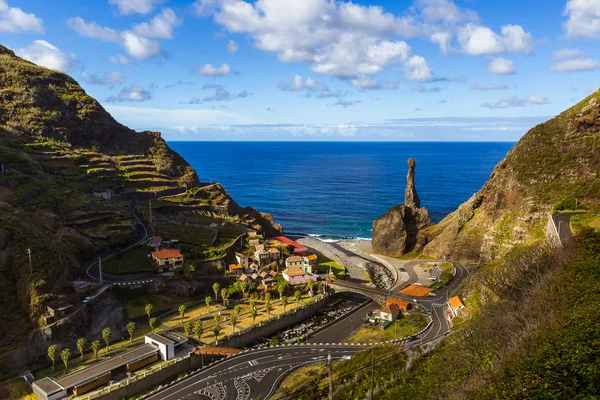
<box><xmin>317</xmin><ymin>255</ymin><xmax>345</xmax><ymax>278</ymax></box>
<box><xmin>101</xmin><ymin>245</ymin><xmax>154</xmax><ymax>274</ymax></box>
<box><xmin>429</xmin><ymin>261</ymin><xmax>454</xmax><ymax>290</ymax></box>
<box><xmin>346</xmin><ymin>313</ymin><xmax>428</xmax><ymax>344</ymax></box>
<box><xmin>571</xmin><ymin>213</ymin><xmax>600</xmax><ymax>234</ymax></box>
<box><xmin>392</xmin><ymin>252</ymin><xmax>437</xmax><ymax>261</ymax></box>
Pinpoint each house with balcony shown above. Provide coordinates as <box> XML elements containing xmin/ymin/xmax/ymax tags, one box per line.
<box><xmin>151</xmin><ymin>249</ymin><xmax>184</xmax><ymax>272</ymax></box>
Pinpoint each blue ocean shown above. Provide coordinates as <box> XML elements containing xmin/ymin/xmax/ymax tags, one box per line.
<box><xmin>168</xmin><ymin>142</ymin><xmax>514</xmax><ymax>240</ymax></box>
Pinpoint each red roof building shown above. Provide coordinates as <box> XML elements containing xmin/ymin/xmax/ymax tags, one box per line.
<box><xmin>270</xmin><ymin>236</ymin><xmax>307</xmax><ymax>256</ymax></box>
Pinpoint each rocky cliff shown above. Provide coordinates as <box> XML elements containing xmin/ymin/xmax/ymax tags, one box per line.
<box><xmin>421</xmin><ymin>90</ymin><xmax>600</xmax><ymax>261</ymax></box>
<box><xmin>372</xmin><ymin>158</ymin><xmax>431</xmax><ymax>254</ymax></box>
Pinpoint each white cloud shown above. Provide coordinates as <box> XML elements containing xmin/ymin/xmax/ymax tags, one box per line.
<box><xmin>194</xmin><ymin>0</ymin><xmax>431</xmax><ymax>81</ymax></box>
<box><xmin>458</xmin><ymin>23</ymin><xmax>533</xmax><ymax>55</ymax></box>
<box><xmin>349</xmin><ymin>76</ymin><xmax>397</xmax><ymax>90</ymax></box>
<box><xmin>471</xmin><ymin>83</ymin><xmax>509</xmax><ymax>91</ymax></box>
<box><xmin>552</xmin><ymin>48</ymin><xmax>585</xmax><ymax>60</ymax></box>
<box><xmin>81</xmin><ymin>71</ymin><xmax>126</xmax><ymax>87</ymax></box>
<box><xmin>412</xmin><ymin>85</ymin><xmax>444</xmax><ymax>93</ymax></box>
<box><xmin>109</xmin><ymin>54</ymin><xmax>131</xmax><ymax>65</ymax></box>
<box><xmin>404</xmin><ymin>55</ymin><xmax>432</xmax><ymax>80</ymax></box>
<box><xmin>16</xmin><ymin>40</ymin><xmax>77</xmax><ymax>72</ymax></box>
<box><xmin>109</xmin><ymin>0</ymin><xmax>164</xmax><ymax>15</ymax></box>
<box><xmin>67</xmin><ymin>17</ymin><xmax>120</xmax><ymax>42</ymax></box>
<box><xmin>278</xmin><ymin>74</ymin><xmax>347</xmax><ymax>97</ymax></box>
<box><xmin>122</xmin><ymin>31</ymin><xmax>162</xmax><ymax>59</ymax></box>
<box><xmin>0</xmin><ymin>0</ymin><xmax>43</xmax><ymax>33</ymax></box>
<box><xmin>431</xmin><ymin>32</ymin><xmax>453</xmax><ymax>54</ymax></box>
<box><xmin>415</xmin><ymin>0</ymin><xmax>478</xmax><ymax>24</ymax></box>
<box><xmin>488</xmin><ymin>57</ymin><xmax>516</xmax><ymax>75</ymax></box>
<box><xmin>551</xmin><ymin>58</ymin><xmax>600</xmax><ymax>72</ymax></box>
<box><xmin>67</xmin><ymin>16</ymin><xmax>166</xmax><ymax>60</ymax></box>
<box><xmin>564</xmin><ymin>0</ymin><xmax>600</xmax><ymax>38</ymax></box>
<box><xmin>195</xmin><ymin>63</ymin><xmax>232</xmax><ymax>76</ymax></box>
<box><xmin>482</xmin><ymin>95</ymin><xmax>548</xmax><ymax>109</ymax></box>
<box><xmin>107</xmin><ymin>85</ymin><xmax>152</xmax><ymax>102</ymax></box>
<box><xmin>227</xmin><ymin>39</ymin><xmax>239</xmax><ymax>53</ymax></box>
<box><xmin>132</xmin><ymin>8</ymin><xmax>180</xmax><ymax>39</ymax></box>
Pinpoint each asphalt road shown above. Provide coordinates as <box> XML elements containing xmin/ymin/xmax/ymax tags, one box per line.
<box><xmin>145</xmin><ymin>345</ymin><xmax>367</xmax><ymax>400</ymax></box>
<box><xmin>552</xmin><ymin>211</ymin><xmax>584</xmax><ymax>243</ymax></box>
<box><xmin>307</xmin><ymin>301</ymin><xmax>380</xmax><ymax>344</ymax></box>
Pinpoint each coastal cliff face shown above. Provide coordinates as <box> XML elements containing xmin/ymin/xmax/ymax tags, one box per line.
<box><xmin>372</xmin><ymin>158</ymin><xmax>431</xmax><ymax>254</ymax></box>
<box><xmin>421</xmin><ymin>90</ymin><xmax>600</xmax><ymax>261</ymax></box>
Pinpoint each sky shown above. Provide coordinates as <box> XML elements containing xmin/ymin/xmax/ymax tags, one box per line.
<box><xmin>1</xmin><ymin>0</ymin><xmax>599</xmax><ymax>141</ymax></box>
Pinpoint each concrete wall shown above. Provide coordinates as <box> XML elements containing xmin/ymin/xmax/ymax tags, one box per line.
<box><xmin>216</xmin><ymin>296</ymin><xmax>329</xmax><ymax>348</ymax></box>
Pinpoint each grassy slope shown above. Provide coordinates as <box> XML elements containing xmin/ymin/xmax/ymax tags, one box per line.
<box><xmin>421</xmin><ymin>90</ymin><xmax>600</xmax><ymax>261</ymax></box>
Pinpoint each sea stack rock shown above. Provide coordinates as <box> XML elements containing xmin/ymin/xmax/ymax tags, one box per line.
<box><xmin>404</xmin><ymin>158</ymin><xmax>420</xmax><ymax>208</ymax></box>
<box><xmin>372</xmin><ymin>158</ymin><xmax>431</xmax><ymax>254</ymax></box>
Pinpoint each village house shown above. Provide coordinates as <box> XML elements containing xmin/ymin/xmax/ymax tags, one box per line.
<box><xmin>271</xmin><ymin>236</ymin><xmax>308</xmax><ymax>256</ymax></box>
<box><xmin>150</xmin><ymin>236</ymin><xmax>163</xmax><ymax>250</ymax></box>
<box><xmin>282</xmin><ymin>266</ymin><xmax>314</xmax><ymax>285</ymax></box>
<box><xmin>229</xmin><ymin>263</ymin><xmax>243</xmax><ymax>276</ymax></box>
<box><xmin>254</xmin><ymin>245</ymin><xmax>272</xmax><ymax>267</ymax></box>
<box><xmin>447</xmin><ymin>296</ymin><xmax>465</xmax><ymax>318</ymax></box>
<box><xmin>92</xmin><ymin>190</ymin><xmax>112</xmax><ymax>200</ymax></box>
<box><xmin>285</xmin><ymin>255</ymin><xmax>304</xmax><ymax>269</ymax></box>
<box><xmin>378</xmin><ymin>303</ymin><xmax>400</xmax><ymax>323</ymax></box>
<box><xmin>285</xmin><ymin>254</ymin><xmax>317</xmax><ymax>274</ymax></box>
<box><xmin>235</xmin><ymin>252</ymin><xmax>250</xmax><ymax>269</ymax></box>
<box><xmin>385</xmin><ymin>298</ymin><xmax>411</xmax><ymax>314</ymax></box>
<box><xmin>151</xmin><ymin>249</ymin><xmax>184</xmax><ymax>272</ymax></box>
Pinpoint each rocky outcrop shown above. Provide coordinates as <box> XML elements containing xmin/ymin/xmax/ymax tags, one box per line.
<box><xmin>405</xmin><ymin>158</ymin><xmax>420</xmax><ymax>208</ymax></box>
<box><xmin>372</xmin><ymin>158</ymin><xmax>431</xmax><ymax>254</ymax></box>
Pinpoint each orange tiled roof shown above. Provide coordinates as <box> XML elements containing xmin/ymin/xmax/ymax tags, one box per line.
<box><xmin>449</xmin><ymin>296</ymin><xmax>464</xmax><ymax>309</ymax></box>
<box><xmin>286</xmin><ymin>255</ymin><xmax>303</xmax><ymax>263</ymax></box>
<box><xmin>283</xmin><ymin>266</ymin><xmax>307</xmax><ymax>277</ymax></box>
<box><xmin>399</xmin><ymin>284</ymin><xmax>433</xmax><ymax>297</ymax></box>
<box><xmin>152</xmin><ymin>249</ymin><xmax>184</xmax><ymax>259</ymax></box>
<box><xmin>268</xmin><ymin>248</ymin><xmax>280</xmax><ymax>253</ymax></box>
<box><xmin>306</xmin><ymin>254</ymin><xmax>317</xmax><ymax>261</ymax></box>
<box><xmin>229</xmin><ymin>263</ymin><xmax>243</xmax><ymax>270</ymax></box>
<box><xmin>385</xmin><ymin>298</ymin><xmax>409</xmax><ymax>312</ymax></box>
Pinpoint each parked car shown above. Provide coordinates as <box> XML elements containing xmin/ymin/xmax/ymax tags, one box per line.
<box><xmin>326</xmin><ymin>278</ymin><xmax>333</xmax><ymax>283</ymax></box>
<box><xmin>82</xmin><ymin>296</ymin><xmax>92</xmax><ymax>303</ymax></box>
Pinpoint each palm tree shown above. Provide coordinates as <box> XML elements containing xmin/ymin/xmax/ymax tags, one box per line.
<box><xmin>234</xmin><ymin>304</ymin><xmax>242</xmax><ymax>316</ymax></box>
<box><xmin>76</xmin><ymin>338</ymin><xmax>87</xmax><ymax>361</ymax></box>
<box><xmin>184</xmin><ymin>321</ymin><xmax>192</xmax><ymax>337</ymax></box>
<box><xmin>250</xmin><ymin>308</ymin><xmax>258</xmax><ymax>323</ymax></box>
<box><xmin>265</xmin><ymin>292</ymin><xmax>272</xmax><ymax>303</ymax></box>
<box><xmin>240</xmin><ymin>282</ymin><xmax>248</xmax><ymax>299</ymax></box>
<box><xmin>212</xmin><ymin>324</ymin><xmax>221</xmax><ymax>341</ymax></box>
<box><xmin>205</xmin><ymin>296</ymin><xmax>212</xmax><ymax>314</ymax></box>
<box><xmin>282</xmin><ymin>296</ymin><xmax>289</xmax><ymax>312</ymax></box>
<box><xmin>221</xmin><ymin>288</ymin><xmax>228</xmax><ymax>306</ymax></box>
<box><xmin>249</xmin><ymin>300</ymin><xmax>256</xmax><ymax>311</ymax></box>
<box><xmin>61</xmin><ymin>348</ymin><xmax>71</xmax><ymax>373</ymax></box>
<box><xmin>91</xmin><ymin>340</ymin><xmax>102</xmax><ymax>361</ymax></box>
<box><xmin>194</xmin><ymin>320</ymin><xmax>203</xmax><ymax>340</ymax></box>
<box><xmin>47</xmin><ymin>344</ymin><xmax>58</xmax><ymax>372</ymax></box>
<box><xmin>230</xmin><ymin>314</ymin><xmax>238</xmax><ymax>332</ymax></box>
<box><xmin>213</xmin><ymin>282</ymin><xmax>220</xmax><ymax>302</ymax></box>
<box><xmin>149</xmin><ymin>317</ymin><xmax>157</xmax><ymax>332</ymax></box>
<box><xmin>294</xmin><ymin>290</ymin><xmax>302</xmax><ymax>305</ymax></box>
<box><xmin>178</xmin><ymin>305</ymin><xmax>186</xmax><ymax>324</ymax></box>
<box><xmin>126</xmin><ymin>321</ymin><xmax>136</xmax><ymax>343</ymax></box>
<box><xmin>213</xmin><ymin>313</ymin><xmax>220</xmax><ymax>324</ymax></box>
<box><xmin>277</xmin><ymin>281</ymin><xmax>288</xmax><ymax>300</ymax></box>
<box><xmin>102</xmin><ymin>327</ymin><xmax>112</xmax><ymax>352</ymax></box>
<box><xmin>307</xmin><ymin>279</ymin><xmax>316</xmax><ymax>296</ymax></box>
<box><xmin>265</xmin><ymin>302</ymin><xmax>273</xmax><ymax>318</ymax></box>
<box><xmin>145</xmin><ymin>303</ymin><xmax>153</xmax><ymax>324</ymax></box>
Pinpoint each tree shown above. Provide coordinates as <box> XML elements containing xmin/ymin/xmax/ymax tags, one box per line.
<box><xmin>184</xmin><ymin>321</ymin><xmax>192</xmax><ymax>337</ymax></box>
<box><xmin>230</xmin><ymin>314</ymin><xmax>238</xmax><ymax>333</ymax></box>
<box><xmin>145</xmin><ymin>303</ymin><xmax>153</xmax><ymax>323</ymax></box>
<box><xmin>178</xmin><ymin>305</ymin><xmax>186</xmax><ymax>324</ymax></box>
<box><xmin>213</xmin><ymin>282</ymin><xmax>221</xmax><ymax>302</ymax></box>
<box><xmin>307</xmin><ymin>279</ymin><xmax>316</xmax><ymax>296</ymax></box>
<box><xmin>212</xmin><ymin>324</ymin><xmax>221</xmax><ymax>341</ymax></box>
<box><xmin>250</xmin><ymin>308</ymin><xmax>258</xmax><ymax>323</ymax></box>
<box><xmin>183</xmin><ymin>264</ymin><xmax>195</xmax><ymax>277</ymax></box>
<box><xmin>127</xmin><ymin>321</ymin><xmax>136</xmax><ymax>343</ymax></box>
<box><xmin>205</xmin><ymin>296</ymin><xmax>212</xmax><ymax>314</ymax></box>
<box><xmin>240</xmin><ymin>282</ymin><xmax>248</xmax><ymax>299</ymax></box>
<box><xmin>102</xmin><ymin>327</ymin><xmax>112</xmax><ymax>352</ymax></box>
<box><xmin>294</xmin><ymin>290</ymin><xmax>302</xmax><ymax>305</ymax></box>
<box><xmin>317</xmin><ymin>281</ymin><xmax>324</xmax><ymax>295</ymax></box>
<box><xmin>265</xmin><ymin>292</ymin><xmax>272</xmax><ymax>303</ymax></box>
<box><xmin>282</xmin><ymin>296</ymin><xmax>289</xmax><ymax>312</ymax></box>
<box><xmin>76</xmin><ymin>338</ymin><xmax>87</xmax><ymax>361</ymax></box>
<box><xmin>265</xmin><ymin>301</ymin><xmax>273</xmax><ymax>318</ymax></box>
<box><xmin>221</xmin><ymin>288</ymin><xmax>228</xmax><ymax>306</ymax></box>
<box><xmin>61</xmin><ymin>348</ymin><xmax>71</xmax><ymax>373</ymax></box>
<box><xmin>270</xmin><ymin>336</ymin><xmax>279</xmax><ymax>347</ymax></box>
<box><xmin>250</xmin><ymin>300</ymin><xmax>256</xmax><ymax>310</ymax></box>
<box><xmin>194</xmin><ymin>320</ymin><xmax>203</xmax><ymax>340</ymax></box>
<box><xmin>234</xmin><ymin>304</ymin><xmax>242</xmax><ymax>316</ymax></box>
<box><xmin>48</xmin><ymin>344</ymin><xmax>58</xmax><ymax>372</ymax></box>
<box><xmin>213</xmin><ymin>313</ymin><xmax>220</xmax><ymax>324</ymax></box>
<box><xmin>277</xmin><ymin>281</ymin><xmax>288</xmax><ymax>300</ymax></box>
<box><xmin>91</xmin><ymin>340</ymin><xmax>102</xmax><ymax>361</ymax></box>
<box><xmin>149</xmin><ymin>317</ymin><xmax>157</xmax><ymax>332</ymax></box>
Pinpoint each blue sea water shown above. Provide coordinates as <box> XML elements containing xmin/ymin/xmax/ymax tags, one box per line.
<box><xmin>168</xmin><ymin>142</ymin><xmax>514</xmax><ymax>240</ymax></box>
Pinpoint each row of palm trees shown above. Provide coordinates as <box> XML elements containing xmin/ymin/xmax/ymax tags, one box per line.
<box><xmin>46</xmin><ymin>327</ymin><xmax>113</xmax><ymax>374</ymax></box>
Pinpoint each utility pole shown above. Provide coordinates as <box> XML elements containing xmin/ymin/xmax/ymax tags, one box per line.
<box><xmin>370</xmin><ymin>357</ymin><xmax>375</xmax><ymax>400</ymax></box>
<box><xmin>327</xmin><ymin>353</ymin><xmax>333</xmax><ymax>400</ymax></box>
<box><xmin>575</xmin><ymin>198</ymin><xmax>578</xmax><ymax>211</ymax></box>
<box><xmin>98</xmin><ymin>257</ymin><xmax>103</xmax><ymax>285</ymax></box>
<box><xmin>26</xmin><ymin>248</ymin><xmax>32</xmax><ymax>275</ymax></box>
